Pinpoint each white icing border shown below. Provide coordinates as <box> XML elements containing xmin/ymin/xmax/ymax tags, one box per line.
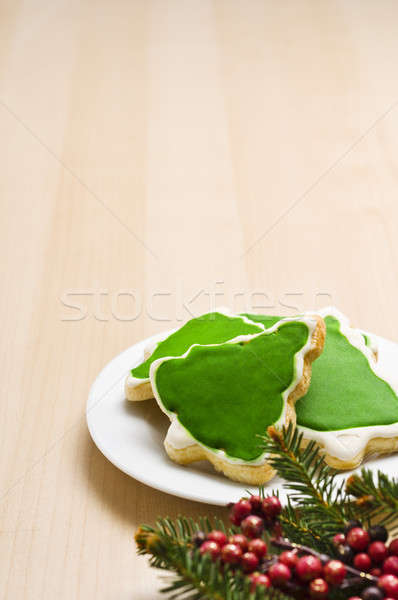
<box><xmin>150</xmin><ymin>315</ymin><xmax>320</xmax><ymax>466</ymax></box>
<box><xmin>125</xmin><ymin>307</ymin><xmax>264</xmax><ymax>391</ymax></box>
<box><xmin>360</xmin><ymin>330</ymin><xmax>379</xmax><ymax>357</ymax></box>
<box><xmin>297</xmin><ymin>306</ymin><xmax>398</xmax><ymax>461</ymax></box>
<box><xmin>125</xmin><ymin>328</ymin><xmax>177</xmax><ymax>391</ymax></box>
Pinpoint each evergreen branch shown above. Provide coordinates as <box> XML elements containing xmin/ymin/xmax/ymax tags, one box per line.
<box><xmin>277</xmin><ymin>498</ymin><xmax>329</xmax><ymax>552</ymax></box>
<box><xmin>346</xmin><ymin>469</ymin><xmax>398</xmax><ymax>534</ymax></box>
<box><xmin>260</xmin><ymin>425</ymin><xmax>357</xmax><ymax>545</ymax></box>
<box><xmin>253</xmin><ymin>488</ymin><xmax>324</xmax><ymax>548</ymax></box>
<box><xmin>136</xmin><ymin>517</ymin><xmax>295</xmax><ymax>600</ymax></box>
<box><xmin>160</xmin><ymin>551</ymin><xmax>290</xmax><ymax>600</ymax></box>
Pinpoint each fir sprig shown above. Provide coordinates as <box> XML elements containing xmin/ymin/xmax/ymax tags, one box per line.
<box><xmin>277</xmin><ymin>497</ymin><xmax>325</xmax><ymax>550</ymax></box>
<box><xmin>259</xmin><ymin>424</ymin><xmax>358</xmax><ymax>549</ymax></box>
<box><xmin>136</xmin><ymin>517</ymin><xmax>294</xmax><ymax>600</ymax></box>
<box><xmin>346</xmin><ymin>469</ymin><xmax>398</xmax><ymax>534</ymax></box>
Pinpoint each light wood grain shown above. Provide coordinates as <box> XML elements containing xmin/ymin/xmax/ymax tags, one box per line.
<box><xmin>2</xmin><ymin>1</ymin><xmax>398</xmax><ymax>597</ymax></box>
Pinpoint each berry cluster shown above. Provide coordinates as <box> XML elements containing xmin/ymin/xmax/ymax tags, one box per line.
<box><xmin>194</xmin><ymin>495</ymin><xmax>281</xmax><ymax>577</ymax></box>
<box><xmin>252</xmin><ymin>546</ymin><xmax>348</xmax><ymax>597</ymax></box>
<box><xmin>196</xmin><ymin>529</ymin><xmax>267</xmax><ymax>574</ymax></box>
<box><xmin>194</xmin><ymin>495</ymin><xmax>348</xmax><ymax>597</ymax></box>
<box><xmin>331</xmin><ymin>521</ymin><xmax>398</xmax><ymax>600</ymax></box>
<box><xmin>192</xmin><ymin>496</ymin><xmax>280</xmax><ymax>584</ymax></box>
<box><xmin>195</xmin><ymin>525</ymin><xmax>349</xmax><ymax>597</ymax></box>
<box><xmin>228</xmin><ymin>494</ymin><xmax>283</xmax><ymax>533</ymax></box>
<box><xmin>193</xmin><ymin>498</ymin><xmax>398</xmax><ymax>600</ymax></box>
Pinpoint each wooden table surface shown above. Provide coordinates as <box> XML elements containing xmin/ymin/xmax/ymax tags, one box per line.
<box><xmin>2</xmin><ymin>1</ymin><xmax>398</xmax><ymax>598</ymax></box>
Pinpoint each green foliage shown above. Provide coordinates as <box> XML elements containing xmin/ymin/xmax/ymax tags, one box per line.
<box><xmin>346</xmin><ymin>469</ymin><xmax>398</xmax><ymax>534</ymax></box>
<box><xmin>260</xmin><ymin>424</ymin><xmax>359</xmax><ymax>551</ymax></box>
<box><xmin>277</xmin><ymin>497</ymin><xmax>328</xmax><ymax>551</ymax></box>
<box><xmin>136</xmin><ymin>517</ymin><xmax>294</xmax><ymax>600</ymax></box>
<box><xmin>160</xmin><ymin>546</ymin><xmax>289</xmax><ymax>600</ymax></box>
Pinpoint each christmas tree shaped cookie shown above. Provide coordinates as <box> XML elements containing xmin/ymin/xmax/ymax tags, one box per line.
<box><xmin>295</xmin><ymin>307</ymin><xmax>398</xmax><ymax>469</ymax></box>
<box><xmin>125</xmin><ymin>310</ymin><xmax>264</xmax><ymax>401</ymax></box>
<box><xmin>150</xmin><ymin>316</ymin><xmax>325</xmax><ymax>484</ymax></box>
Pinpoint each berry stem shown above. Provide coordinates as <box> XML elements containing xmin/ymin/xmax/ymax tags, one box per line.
<box><xmin>340</xmin><ymin>576</ymin><xmax>369</xmax><ymax>590</ymax></box>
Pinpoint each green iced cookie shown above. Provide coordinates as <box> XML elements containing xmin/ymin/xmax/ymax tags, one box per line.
<box><xmin>152</xmin><ymin>318</ymin><xmax>316</xmax><ymax>462</ymax></box>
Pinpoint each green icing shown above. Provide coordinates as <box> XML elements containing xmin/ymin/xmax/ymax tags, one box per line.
<box><xmin>296</xmin><ymin>316</ymin><xmax>398</xmax><ymax>431</ymax></box>
<box><xmin>154</xmin><ymin>321</ymin><xmax>310</xmax><ymax>461</ymax></box>
<box><xmin>241</xmin><ymin>313</ymin><xmax>283</xmax><ymax>328</ymax></box>
<box><xmin>131</xmin><ymin>312</ymin><xmax>262</xmax><ymax>380</ymax></box>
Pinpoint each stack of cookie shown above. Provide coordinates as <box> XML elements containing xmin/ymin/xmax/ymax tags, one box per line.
<box><xmin>125</xmin><ymin>308</ymin><xmax>398</xmax><ymax>484</ymax></box>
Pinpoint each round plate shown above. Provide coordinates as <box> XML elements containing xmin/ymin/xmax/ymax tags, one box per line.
<box><xmin>87</xmin><ymin>331</ymin><xmax>398</xmax><ymax>505</ymax></box>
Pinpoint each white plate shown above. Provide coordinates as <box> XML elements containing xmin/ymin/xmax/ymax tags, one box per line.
<box><xmin>87</xmin><ymin>331</ymin><xmax>398</xmax><ymax>506</ymax></box>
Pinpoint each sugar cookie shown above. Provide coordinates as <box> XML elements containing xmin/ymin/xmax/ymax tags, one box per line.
<box><xmin>151</xmin><ymin>316</ymin><xmax>325</xmax><ymax>484</ymax></box>
<box><xmin>295</xmin><ymin>307</ymin><xmax>398</xmax><ymax>469</ymax></box>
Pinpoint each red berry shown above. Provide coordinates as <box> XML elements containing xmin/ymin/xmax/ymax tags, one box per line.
<box><xmin>248</xmin><ymin>538</ymin><xmax>267</xmax><ymax>559</ymax></box>
<box><xmin>390</xmin><ymin>541</ymin><xmax>398</xmax><ymax>557</ymax></box>
<box><xmin>333</xmin><ymin>533</ymin><xmax>346</xmax><ymax>546</ymax></box>
<box><xmin>249</xmin><ymin>573</ymin><xmax>271</xmax><ymax>592</ymax></box>
<box><xmin>379</xmin><ymin>574</ymin><xmax>398</xmax><ymax>599</ymax></box>
<box><xmin>279</xmin><ymin>550</ymin><xmax>299</xmax><ymax>569</ymax></box>
<box><xmin>296</xmin><ymin>555</ymin><xmax>323</xmax><ymax>582</ymax></box>
<box><xmin>309</xmin><ymin>578</ymin><xmax>329</xmax><ymax>599</ymax></box>
<box><xmin>268</xmin><ymin>562</ymin><xmax>292</xmax><ymax>585</ymax></box>
<box><xmin>229</xmin><ymin>499</ymin><xmax>251</xmax><ymax>526</ymax></box>
<box><xmin>370</xmin><ymin>568</ymin><xmax>382</xmax><ymax>577</ymax></box>
<box><xmin>262</xmin><ymin>496</ymin><xmax>282</xmax><ymax>518</ymax></box>
<box><xmin>221</xmin><ymin>543</ymin><xmax>242</xmax><ymax>565</ymax></box>
<box><xmin>228</xmin><ymin>534</ymin><xmax>248</xmax><ymax>552</ymax></box>
<box><xmin>384</xmin><ymin>557</ymin><xmax>398</xmax><ymax>576</ymax></box>
<box><xmin>369</xmin><ymin>541</ymin><xmax>388</xmax><ymax>564</ymax></box>
<box><xmin>241</xmin><ymin>551</ymin><xmax>259</xmax><ymax>573</ymax></box>
<box><xmin>324</xmin><ymin>559</ymin><xmax>347</xmax><ymax>585</ymax></box>
<box><xmin>345</xmin><ymin>520</ymin><xmax>363</xmax><ymax>534</ymax></box>
<box><xmin>207</xmin><ymin>530</ymin><xmax>227</xmax><ymax>547</ymax></box>
<box><xmin>346</xmin><ymin>527</ymin><xmax>370</xmax><ymax>551</ymax></box>
<box><xmin>353</xmin><ymin>553</ymin><xmax>372</xmax><ymax>572</ymax></box>
<box><xmin>348</xmin><ymin>597</ymin><xmax>362</xmax><ymax>600</ymax></box>
<box><xmin>249</xmin><ymin>495</ymin><xmax>263</xmax><ymax>513</ymax></box>
<box><xmin>240</xmin><ymin>515</ymin><xmax>264</xmax><ymax>539</ymax></box>
<box><xmin>199</xmin><ymin>541</ymin><xmax>220</xmax><ymax>560</ymax></box>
